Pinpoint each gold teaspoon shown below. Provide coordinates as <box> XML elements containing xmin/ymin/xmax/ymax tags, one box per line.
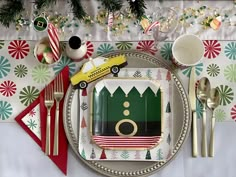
<box><xmin>207</xmin><ymin>88</ymin><xmax>220</xmax><ymax>157</ymax></box>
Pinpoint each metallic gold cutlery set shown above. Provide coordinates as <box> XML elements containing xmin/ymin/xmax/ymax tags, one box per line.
<box><xmin>44</xmin><ymin>74</ymin><xmax>64</xmax><ymax>156</ymax></box>
<box><xmin>189</xmin><ymin>67</ymin><xmax>220</xmax><ymax>157</ymax></box>
<box><xmin>45</xmin><ymin>67</ymin><xmax>219</xmax><ymax>158</ymax></box>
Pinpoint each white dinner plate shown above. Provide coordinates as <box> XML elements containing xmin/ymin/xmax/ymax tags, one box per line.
<box><xmin>63</xmin><ymin>50</ymin><xmax>191</xmax><ymax>176</ymax></box>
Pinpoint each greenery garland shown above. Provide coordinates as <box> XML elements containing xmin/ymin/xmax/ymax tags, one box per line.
<box><xmin>100</xmin><ymin>0</ymin><xmax>123</xmax><ymax>12</ymax></box>
<box><xmin>35</xmin><ymin>0</ymin><xmax>57</xmax><ymax>9</ymax></box>
<box><xmin>70</xmin><ymin>0</ymin><xmax>87</xmax><ymax>20</ymax></box>
<box><xmin>0</xmin><ymin>0</ymin><xmax>147</xmax><ymax>28</ymax></box>
<box><xmin>0</xmin><ymin>0</ymin><xmax>24</xmax><ymax>27</ymax></box>
<box><xmin>127</xmin><ymin>0</ymin><xmax>146</xmax><ymax>20</ymax></box>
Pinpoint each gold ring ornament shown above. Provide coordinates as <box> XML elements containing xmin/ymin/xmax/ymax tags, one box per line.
<box><xmin>115</xmin><ymin>119</ymin><xmax>138</xmax><ymax>137</ymax></box>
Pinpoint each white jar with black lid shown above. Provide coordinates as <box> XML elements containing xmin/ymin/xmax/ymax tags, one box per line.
<box><xmin>66</xmin><ymin>36</ymin><xmax>87</xmax><ymax>61</ymax></box>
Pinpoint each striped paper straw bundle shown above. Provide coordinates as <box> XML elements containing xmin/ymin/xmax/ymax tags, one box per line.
<box><xmin>144</xmin><ymin>21</ymin><xmax>160</xmax><ymax>35</ymax></box>
<box><xmin>108</xmin><ymin>13</ymin><xmax>113</xmax><ymax>27</ymax></box>
<box><xmin>47</xmin><ymin>23</ymin><xmax>60</xmax><ymax>62</ymax></box>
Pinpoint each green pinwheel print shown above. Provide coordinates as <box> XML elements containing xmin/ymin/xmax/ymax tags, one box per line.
<box><xmin>19</xmin><ymin>86</ymin><xmax>39</xmax><ymax>106</ymax></box>
<box><xmin>224</xmin><ymin>42</ymin><xmax>236</xmax><ymax>60</ymax></box>
<box><xmin>0</xmin><ymin>56</ymin><xmax>10</xmax><ymax>78</ymax></box>
<box><xmin>216</xmin><ymin>85</ymin><xmax>234</xmax><ymax>106</ymax></box>
<box><xmin>160</xmin><ymin>43</ymin><xmax>173</xmax><ymax>61</ymax></box>
<box><xmin>215</xmin><ymin>108</ymin><xmax>226</xmax><ymax>122</ymax></box>
<box><xmin>115</xmin><ymin>42</ymin><xmax>132</xmax><ymax>50</ymax></box>
<box><xmin>196</xmin><ymin>99</ymin><xmax>203</xmax><ymax>119</ymax></box>
<box><xmin>0</xmin><ymin>40</ymin><xmax>4</xmax><ymax>49</ymax></box>
<box><xmin>14</xmin><ymin>64</ymin><xmax>28</xmax><ymax>78</ymax></box>
<box><xmin>207</xmin><ymin>63</ymin><xmax>220</xmax><ymax>77</ymax></box>
<box><xmin>224</xmin><ymin>64</ymin><xmax>236</xmax><ymax>83</ymax></box>
<box><xmin>53</xmin><ymin>56</ymin><xmax>76</xmax><ymax>76</ymax></box>
<box><xmin>182</xmin><ymin>63</ymin><xmax>203</xmax><ymax>77</ymax></box>
<box><xmin>27</xmin><ymin>119</ymin><xmax>37</xmax><ymax>130</ymax></box>
<box><xmin>0</xmin><ymin>101</ymin><xmax>12</xmax><ymax>120</ymax></box>
<box><xmin>97</xmin><ymin>43</ymin><xmax>114</xmax><ymax>55</ymax></box>
<box><xmin>32</xmin><ymin>64</ymin><xmax>51</xmax><ymax>83</ymax></box>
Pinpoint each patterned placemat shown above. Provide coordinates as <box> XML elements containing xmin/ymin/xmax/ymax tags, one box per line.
<box><xmin>0</xmin><ymin>40</ymin><xmax>235</xmax><ymax>125</ymax></box>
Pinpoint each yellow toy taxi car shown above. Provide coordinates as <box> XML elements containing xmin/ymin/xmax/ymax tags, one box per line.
<box><xmin>70</xmin><ymin>55</ymin><xmax>127</xmax><ymax>89</ymax></box>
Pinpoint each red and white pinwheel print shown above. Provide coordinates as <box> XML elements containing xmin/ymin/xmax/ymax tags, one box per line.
<box><xmin>203</xmin><ymin>40</ymin><xmax>221</xmax><ymax>59</ymax></box>
<box><xmin>0</xmin><ymin>80</ymin><xmax>16</xmax><ymax>97</ymax></box>
<box><xmin>84</xmin><ymin>41</ymin><xmax>94</xmax><ymax>59</ymax></box>
<box><xmin>8</xmin><ymin>40</ymin><xmax>30</xmax><ymax>59</ymax></box>
<box><xmin>136</xmin><ymin>41</ymin><xmax>157</xmax><ymax>55</ymax></box>
<box><xmin>231</xmin><ymin>105</ymin><xmax>236</xmax><ymax>121</ymax></box>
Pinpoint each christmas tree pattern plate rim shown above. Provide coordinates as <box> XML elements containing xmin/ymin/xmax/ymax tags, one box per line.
<box><xmin>90</xmin><ymin>78</ymin><xmax>164</xmax><ymax>150</ymax></box>
<box><xmin>63</xmin><ymin>50</ymin><xmax>191</xmax><ymax>177</ymax></box>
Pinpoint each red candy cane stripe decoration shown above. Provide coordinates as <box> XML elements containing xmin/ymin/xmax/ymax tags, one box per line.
<box><xmin>144</xmin><ymin>21</ymin><xmax>160</xmax><ymax>34</ymax></box>
<box><xmin>47</xmin><ymin>23</ymin><xmax>60</xmax><ymax>62</ymax></box>
<box><xmin>108</xmin><ymin>13</ymin><xmax>113</xmax><ymax>27</ymax></box>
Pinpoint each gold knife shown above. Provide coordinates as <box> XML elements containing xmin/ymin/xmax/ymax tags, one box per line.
<box><xmin>189</xmin><ymin>67</ymin><xmax>198</xmax><ymax>157</ymax></box>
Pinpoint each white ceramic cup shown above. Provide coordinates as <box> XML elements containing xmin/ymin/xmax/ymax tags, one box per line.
<box><xmin>172</xmin><ymin>34</ymin><xmax>204</xmax><ymax>66</ymax></box>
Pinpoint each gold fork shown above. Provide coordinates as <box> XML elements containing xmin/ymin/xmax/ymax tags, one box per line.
<box><xmin>44</xmin><ymin>85</ymin><xmax>54</xmax><ymax>155</ymax></box>
<box><xmin>53</xmin><ymin>73</ymin><xmax>64</xmax><ymax>155</ymax></box>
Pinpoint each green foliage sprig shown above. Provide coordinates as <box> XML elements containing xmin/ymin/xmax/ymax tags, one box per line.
<box><xmin>127</xmin><ymin>0</ymin><xmax>147</xmax><ymax>20</ymax></box>
<box><xmin>0</xmin><ymin>0</ymin><xmax>24</xmax><ymax>27</ymax></box>
<box><xmin>70</xmin><ymin>0</ymin><xmax>87</xmax><ymax>20</ymax></box>
<box><xmin>100</xmin><ymin>0</ymin><xmax>123</xmax><ymax>12</ymax></box>
<box><xmin>35</xmin><ymin>0</ymin><xmax>57</xmax><ymax>9</ymax></box>
<box><xmin>0</xmin><ymin>0</ymin><xmax>148</xmax><ymax>28</ymax></box>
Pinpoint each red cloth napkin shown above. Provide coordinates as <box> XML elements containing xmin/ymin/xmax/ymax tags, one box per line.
<box><xmin>15</xmin><ymin>66</ymin><xmax>69</xmax><ymax>175</ymax></box>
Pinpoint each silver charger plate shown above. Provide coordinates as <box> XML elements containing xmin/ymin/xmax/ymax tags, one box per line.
<box><xmin>63</xmin><ymin>50</ymin><xmax>191</xmax><ymax>177</ymax></box>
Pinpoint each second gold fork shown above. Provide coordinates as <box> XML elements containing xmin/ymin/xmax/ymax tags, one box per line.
<box><xmin>53</xmin><ymin>73</ymin><xmax>64</xmax><ymax>155</ymax></box>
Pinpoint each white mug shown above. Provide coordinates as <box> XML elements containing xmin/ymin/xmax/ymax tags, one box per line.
<box><xmin>66</xmin><ymin>36</ymin><xmax>87</xmax><ymax>62</ymax></box>
<box><xmin>172</xmin><ymin>34</ymin><xmax>204</xmax><ymax>66</ymax></box>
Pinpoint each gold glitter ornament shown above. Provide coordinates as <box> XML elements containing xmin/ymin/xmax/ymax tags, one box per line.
<box><xmin>83</xmin><ymin>15</ymin><xmax>94</xmax><ymax>25</ymax></box>
<box><xmin>114</xmin><ymin>27</ymin><xmax>119</xmax><ymax>32</ymax></box>
<box><xmin>96</xmin><ymin>10</ymin><xmax>107</xmax><ymax>25</ymax></box>
<box><xmin>48</xmin><ymin>14</ymin><xmax>69</xmax><ymax>30</ymax></box>
<box><xmin>96</xmin><ymin>6</ymin><xmax>133</xmax><ymax>36</ymax></box>
<box><xmin>15</xmin><ymin>24</ymin><xmax>22</xmax><ymax>31</ymax></box>
<box><xmin>46</xmin><ymin>15</ymin><xmax>51</xmax><ymax>21</ymax></box>
<box><xmin>123</xmin><ymin>7</ymin><xmax>135</xmax><ymax>20</ymax></box>
<box><xmin>114</xmin><ymin>11</ymin><xmax>121</xmax><ymax>18</ymax></box>
<box><xmin>118</xmin><ymin>14</ymin><xmax>124</xmax><ymax>20</ymax></box>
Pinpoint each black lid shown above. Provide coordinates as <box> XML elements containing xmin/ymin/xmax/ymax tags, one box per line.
<box><xmin>69</xmin><ymin>36</ymin><xmax>81</xmax><ymax>49</ymax></box>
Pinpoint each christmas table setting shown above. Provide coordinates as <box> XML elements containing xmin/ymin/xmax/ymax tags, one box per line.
<box><xmin>0</xmin><ymin>0</ymin><xmax>236</xmax><ymax>177</ymax></box>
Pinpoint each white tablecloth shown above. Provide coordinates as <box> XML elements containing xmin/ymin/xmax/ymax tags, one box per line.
<box><xmin>1</xmin><ymin>122</ymin><xmax>236</xmax><ymax>177</ymax></box>
<box><xmin>1</xmin><ymin>1</ymin><xmax>236</xmax><ymax>177</ymax></box>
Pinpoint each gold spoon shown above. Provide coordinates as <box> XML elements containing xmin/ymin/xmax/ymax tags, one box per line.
<box><xmin>207</xmin><ymin>88</ymin><xmax>220</xmax><ymax>157</ymax></box>
<box><xmin>197</xmin><ymin>77</ymin><xmax>211</xmax><ymax>157</ymax></box>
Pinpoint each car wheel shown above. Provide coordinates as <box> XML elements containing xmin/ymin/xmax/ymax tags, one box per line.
<box><xmin>78</xmin><ymin>81</ymin><xmax>88</xmax><ymax>89</ymax></box>
<box><xmin>111</xmin><ymin>65</ymin><xmax>120</xmax><ymax>74</ymax></box>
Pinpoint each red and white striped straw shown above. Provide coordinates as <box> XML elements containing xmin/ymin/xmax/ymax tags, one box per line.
<box><xmin>144</xmin><ymin>21</ymin><xmax>160</xmax><ymax>34</ymax></box>
<box><xmin>47</xmin><ymin>23</ymin><xmax>60</xmax><ymax>62</ymax></box>
<box><xmin>108</xmin><ymin>13</ymin><xmax>113</xmax><ymax>27</ymax></box>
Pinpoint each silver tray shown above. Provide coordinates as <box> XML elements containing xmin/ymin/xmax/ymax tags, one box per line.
<box><xmin>63</xmin><ymin>50</ymin><xmax>191</xmax><ymax>177</ymax></box>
